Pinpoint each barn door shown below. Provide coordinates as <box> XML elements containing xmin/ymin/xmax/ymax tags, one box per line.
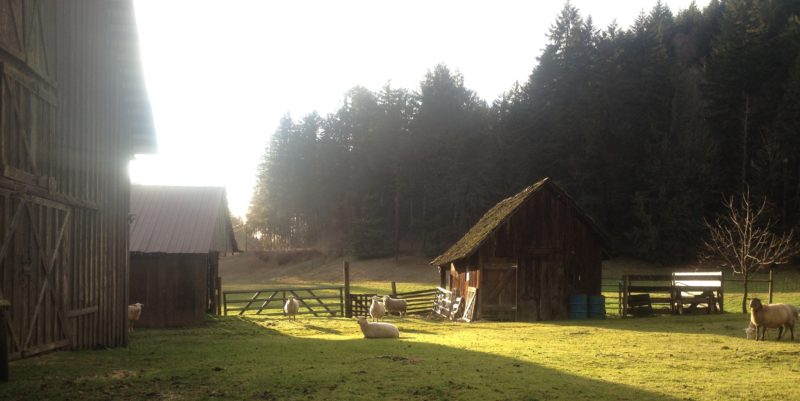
<box><xmin>480</xmin><ymin>263</ymin><xmax>517</xmax><ymax>320</ymax></box>
<box><xmin>0</xmin><ymin>194</ymin><xmax>70</xmax><ymax>358</ymax></box>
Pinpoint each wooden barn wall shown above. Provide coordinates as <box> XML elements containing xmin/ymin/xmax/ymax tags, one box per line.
<box><xmin>129</xmin><ymin>253</ymin><xmax>209</xmax><ymax>328</ymax></box>
<box><xmin>0</xmin><ymin>1</ymin><xmax>141</xmax><ymax>359</ymax></box>
<box><xmin>468</xmin><ymin>185</ymin><xmax>603</xmax><ymax>321</ymax></box>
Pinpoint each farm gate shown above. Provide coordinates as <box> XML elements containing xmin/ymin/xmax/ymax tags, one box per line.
<box><xmin>223</xmin><ymin>286</ymin><xmax>343</xmax><ymax>317</ymax></box>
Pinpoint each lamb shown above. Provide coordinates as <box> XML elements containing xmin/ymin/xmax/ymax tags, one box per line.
<box><xmin>355</xmin><ymin>316</ymin><xmax>399</xmax><ymax>339</ymax></box>
<box><xmin>749</xmin><ymin>298</ymin><xmax>798</xmax><ymax>341</ymax></box>
<box><xmin>382</xmin><ymin>295</ymin><xmax>408</xmax><ymax>317</ymax></box>
<box><xmin>744</xmin><ymin>322</ymin><xmax>756</xmax><ymax>339</ymax></box>
<box><xmin>284</xmin><ymin>295</ymin><xmax>300</xmax><ymax>320</ymax></box>
<box><xmin>369</xmin><ymin>295</ymin><xmax>386</xmax><ymax>322</ymax></box>
<box><xmin>128</xmin><ymin>303</ymin><xmax>143</xmax><ymax>332</ymax></box>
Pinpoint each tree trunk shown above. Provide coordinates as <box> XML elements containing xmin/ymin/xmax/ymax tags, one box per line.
<box><xmin>742</xmin><ymin>275</ymin><xmax>749</xmax><ymax>314</ymax></box>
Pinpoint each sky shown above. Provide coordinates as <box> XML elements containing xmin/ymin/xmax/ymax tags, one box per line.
<box><xmin>129</xmin><ymin>0</ymin><xmax>710</xmax><ymax>219</ymax></box>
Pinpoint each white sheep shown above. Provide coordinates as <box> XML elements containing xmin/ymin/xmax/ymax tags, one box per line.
<box><xmin>369</xmin><ymin>295</ymin><xmax>386</xmax><ymax>322</ymax></box>
<box><xmin>355</xmin><ymin>316</ymin><xmax>399</xmax><ymax>339</ymax></box>
<box><xmin>284</xmin><ymin>295</ymin><xmax>300</xmax><ymax>320</ymax></box>
<box><xmin>128</xmin><ymin>303</ymin><xmax>143</xmax><ymax>332</ymax></box>
<box><xmin>382</xmin><ymin>295</ymin><xmax>408</xmax><ymax>317</ymax></box>
<box><xmin>749</xmin><ymin>298</ymin><xmax>798</xmax><ymax>341</ymax></box>
<box><xmin>744</xmin><ymin>322</ymin><xmax>756</xmax><ymax>339</ymax></box>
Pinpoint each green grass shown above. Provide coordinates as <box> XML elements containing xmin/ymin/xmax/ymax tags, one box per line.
<box><xmin>4</xmin><ymin>311</ymin><xmax>800</xmax><ymax>401</ymax></box>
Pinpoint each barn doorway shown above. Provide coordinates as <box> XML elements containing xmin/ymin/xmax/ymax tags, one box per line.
<box><xmin>480</xmin><ymin>262</ymin><xmax>517</xmax><ymax>320</ymax></box>
<box><xmin>517</xmin><ymin>253</ymin><xmax>567</xmax><ymax>320</ymax></box>
<box><xmin>0</xmin><ymin>195</ymin><xmax>71</xmax><ymax>358</ymax></box>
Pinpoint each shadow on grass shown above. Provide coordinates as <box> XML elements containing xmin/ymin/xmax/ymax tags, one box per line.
<box><xmin>5</xmin><ymin>318</ymin><xmax>684</xmax><ymax>401</ymax></box>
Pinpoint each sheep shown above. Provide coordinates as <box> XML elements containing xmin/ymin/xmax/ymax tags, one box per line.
<box><xmin>128</xmin><ymin>303</ymin><xmax>143</xmax><ymax>332</ymax></box>
<box><xmin>749</xmin><ymin>298</ymin><xmax>798</xmax><ymax>341</ymax></box>
<box><xmin>369</xmin><ymin>295</ymin><xmax>386</xmax><ymax>322</ymax></box>
<box><xmin>284</xmin><ymin>295</ymin><xmax>300</xmax><ymax>320</ymax></box>
<box><xmin>355</xmin><ymin>316</ymin><xmax>399</xmax><ymax>339</ymax></box>
<box><xmin>744</xmin><ymin>322</ymin><xmax>756</xmax><ymax>339</ymax></box>
<box><xmin>382</xmin><ymin>295</ymin><xmax>408</xmax><ymax>317</ymax></box>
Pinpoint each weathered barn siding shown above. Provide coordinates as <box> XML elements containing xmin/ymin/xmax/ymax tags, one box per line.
<box><xmin>433</xmin><ymin>178</ymin><xmax>608</xmax><ymax>321</ymax></box>
<box><xmin>0</xmin><ymin>1</ymin><xmax>154</xmax><ymax>358</ymax></box>
<box><xmin>129</xmin><ymin>253</ymin><xmax>209</xmax><ymax>328</ymax></box>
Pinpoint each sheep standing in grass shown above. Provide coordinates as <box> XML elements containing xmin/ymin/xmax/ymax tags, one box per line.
<box><xmin>284</xmin><ymin>295</ymin><xmax>300</xmax><ymax>320</ymax></box>
<box><xmin>382</xmin><ymin>295</ymin><xmax>408</xmax><ymax>317</ymax></box>
<box><xmin>355</xmin><ymin>316</ymin><xmax>399</xmax><ymax>339</ymax></box>
<box><xmin>369</xmin><ymin>295</ymin><xmax>386</xmax><ymax>322</ymax></box>
<box><xmin>749</xmin><ymin>298</ymin><xmax>798</xmax><ymax>341</ymax></box>
<box><xmin>128</xmin><ymin>303</ymin><xmax>143</xmax><ymax>332</ymax></box>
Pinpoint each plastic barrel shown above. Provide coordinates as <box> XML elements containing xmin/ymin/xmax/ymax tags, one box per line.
<box><xmin>588</xmin><ymin>295</ymin><xmax>606</xmax><ymax>319</ymax></box>
<box><xmin>569</xmin><ymin>294</ymin><xmax>588</xmax><ymax>320</ymax></box>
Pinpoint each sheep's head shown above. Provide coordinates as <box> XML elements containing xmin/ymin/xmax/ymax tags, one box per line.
<box><xmin>356</xmin><ymin>317</ymin><xmax>368</xmax><ymax>326</ymax></box>
<box><xmin>749</xmin><ymin>298</ymin><xmax>763</xmax><ymax>311</ymax></box>
<box><xmin>132</xmin><ymin>302</ymin><xmax>143</xmax><ymax>308</ymax></box>
<box><xmin>383</xmin><ymin>295</ymin><xmax>390</xmax><ymax>302</ymax></box>
<box><xmin>288</xmin><ymin>295</ymin><xmax>295</xmax><ymax>300</ymax></box>
<box><xmin>371</xmin><ymin>295</ymin><xmax>379</xmax><ymax>302</ymax></box>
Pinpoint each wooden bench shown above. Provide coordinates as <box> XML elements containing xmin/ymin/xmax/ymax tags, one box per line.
<box><xmin>672</xmin><ymin>272</ymin><xmax>723</xmax><ymax>314</ymax></box>
<box><xmin>623</xmin><ymin>275</ymin><xmax>675</xmax><ymax>316</ymax></box>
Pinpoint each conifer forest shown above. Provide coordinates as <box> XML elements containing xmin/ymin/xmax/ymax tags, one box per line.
<box><xmin>248</xmin><ymin>0</ymin><xmax>800</xmax><ymax>262</ymax></box>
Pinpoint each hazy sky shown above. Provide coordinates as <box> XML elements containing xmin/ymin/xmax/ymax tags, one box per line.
<box><xmin>129</xmin><ymin>0</ymin><xmax>710</xmax><ymax>219</ymax></box>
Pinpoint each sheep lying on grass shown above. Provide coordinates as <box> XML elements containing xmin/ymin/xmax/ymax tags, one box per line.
<box><xmin>382</xmin><ymin>295</ymin><xmax>407</xmax><ymax>317</ymax></box>
<box><xmin>749</xmin><ymin>298</ymin><xmax>798</xmax><ymax>341</ymax></box>
<box><xmin>355</xmin><ymin>316</ymin><xmax>399</xmax><ymax>339</ymax></box>
<box><xmin>128</xmin><ymin>303</ymin><xmax>143</xmax><ymax>332</ymax></box>
<box><xmin>284</xmin><ymin>295</ymin><xmax>300</xmax><ymax>320</ymax></box>
<box><xmin>370</xmin><ymin>296</ymin><xmax>386</xmax><ymax>322</ymax></box>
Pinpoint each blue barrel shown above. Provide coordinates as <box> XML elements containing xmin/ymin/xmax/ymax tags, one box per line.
<box><xmin>569</xmin><ymin>294</ymin><xmax>588</xmax><ymax>320</ymax></box>
<box><xmin>588</xmin><ymin>295</ymin><xmax>606</xmax><ymax>319</ymax></box>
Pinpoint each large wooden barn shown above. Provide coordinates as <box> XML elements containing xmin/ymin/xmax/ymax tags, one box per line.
<box><xmin>129</xmin><ymin>185</ymin><xmax>238</xmax><ymax>328</ymax></box>
<box><xmin>0</xmin><ymin>2</ymin><xmax>154</xmax><ymax>358</ymax></box>
<box><xmin>431</xmin><ymin>178</ymin><xmax>610</xmax><ymax>321</ymax></box>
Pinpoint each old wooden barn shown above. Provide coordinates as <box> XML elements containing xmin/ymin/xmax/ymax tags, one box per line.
<box><xmin>0</xmin><ymin>1</ymin><xmax>154</xmax><ymax>358</ymax></box>
<box><xmin>129</xmin><ymin>186</ymin><xmax>238</xmax><ymax>328</ymax></box>
<box><xmin>431</xmin><ymin>178</ymin><xmax>610</xmax><ymax>321</ymax></box>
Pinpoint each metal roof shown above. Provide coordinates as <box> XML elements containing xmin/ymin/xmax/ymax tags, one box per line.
<box><xmin>129</xmin><ymin>185</ymin><xmax>238</xmax><ymax>254</ymax></box>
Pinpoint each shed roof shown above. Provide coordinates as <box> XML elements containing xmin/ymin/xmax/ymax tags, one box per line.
<box><xmin>431</xmin><ymin>178</ymin><xmax>609</xmax><ymax>267</ymax></box>
<box><xmin>130</xmin><ymin>185</ymin><xmax>238</xmax><ymax>254</ymax></box>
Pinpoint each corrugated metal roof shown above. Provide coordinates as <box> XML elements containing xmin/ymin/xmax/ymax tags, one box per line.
<box><xmin>130</xmin><ymin>185</ymin><xmax>238</xmax><ymax>253</ymax></box>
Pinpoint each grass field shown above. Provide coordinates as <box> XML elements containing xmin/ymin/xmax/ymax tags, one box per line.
<box><xmin>3</xmin><ymin>255</ymin><xmax>800</xmax><ymax>401</ymax></box>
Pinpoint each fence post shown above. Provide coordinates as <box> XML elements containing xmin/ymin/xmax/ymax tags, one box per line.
<box><xmin>343</xmin><ymin>261</ymin><xmax>351</xmax><ymax>318</ymax></box>
<box><xmin>768</xmin><ymin>268</ymin><xmax>774</xmax><ymax>304</ymax></box>
<box><xmin>339</xmin><ymin>287</ymin><xmax>344</xmax><ymax>317</ymax></box>
<box><xmin>622</xmin><ymin>275</ymin><xmax>629</xmax><ymax>317</ymax></box>
<box><xmin>391</xmin><ymin>281</ymin><xmax>397</xmax><ymax>297</ymax></box>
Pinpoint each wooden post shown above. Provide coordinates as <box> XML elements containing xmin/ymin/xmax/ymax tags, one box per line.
<box><xmin>622</xmin><ymin>275</ymin><xmax>629</xmax><ymax>317</ymax></box>
<box><xmin>768</xmin><ymin>268</ymin><xmax>774</xmax><ymax>304</ymax></box>
<box><xmin>719</xmin><ymin>276</ymin><xmax>724</xmax><ymax>313</ymax></box>
<box><xmin>1</xmin><ymin>302</ymin><xmax>9</xmax><ymax>382</ymax></box>
<box><xmin>343</xmin><ymin>261</ymin><xmax>351</xmax><ymax>318</ymax></box>
<box><xmin>391</xmin><ymin>281</ymin><xmax>397</xmax><ymax>297</ymax></box>
<box><xmin>216</xmin><ymin>277</ymin><xmax>222</xmax><ymax>316</ymax></box>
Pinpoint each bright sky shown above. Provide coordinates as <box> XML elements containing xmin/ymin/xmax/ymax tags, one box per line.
<box><xmin>129</xmin><ymin>0</ymin><xmax>710</xmax><ymax>219</ymax></box>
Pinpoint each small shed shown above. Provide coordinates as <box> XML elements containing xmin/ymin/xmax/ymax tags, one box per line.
<box><xmin>431</xmin><ymin>178</ymin><xmax>610</xmax><ymax>321</ymax></box>
<box><xmin>129</xmin><ymin>185</ymin><xmax>238</xmax><ymax>328</ymax></box>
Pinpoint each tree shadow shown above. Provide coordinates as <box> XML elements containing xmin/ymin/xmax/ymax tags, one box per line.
<box><xmin>7</xmin><ymin>318</ymin><xmax>687</xmax><ymax>401</ymax></box>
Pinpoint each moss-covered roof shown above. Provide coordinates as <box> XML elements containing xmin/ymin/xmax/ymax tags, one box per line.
<box><xmin>431</xmin><ymin>178</ymin><xmax>548</xmax><ymax>267</ymax></box>
<box><xmin>430</xmin><ymin>177</ymin><xmax>610</xmax><ymax>267</ymax></box>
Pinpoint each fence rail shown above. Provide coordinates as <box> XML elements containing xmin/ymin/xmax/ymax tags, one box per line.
<box><xmin>223</xmin><ymin>286</ymin><xmax>343</xmax><ymax>317</ymax></box>
<box><xmin>347</xmin><ymin>287</ymin><xmax>439</xmax><ymax>317</ymax></box>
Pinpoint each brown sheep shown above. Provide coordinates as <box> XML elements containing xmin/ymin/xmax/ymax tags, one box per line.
<box><xmin>749</xmin><ymin>298</ymin><xmax>798</xmax><ymax>341</ymax></box>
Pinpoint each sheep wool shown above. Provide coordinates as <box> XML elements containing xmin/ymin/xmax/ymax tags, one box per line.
<box><xmin>284</xmin><ymin>296</ymin><xmax>300</xmax><ymax>320</ymax></box>
<box><xmin>369</xmin><ymin>296</ymin><xmax>386</xmax><ymax>322</ymax></box>
<box><xmin>356</xmin><ymin>317</ymin><xmax>399</xmax><ymax>339</ymax></box>
<box><xmin>749</xmin><ymin>298</ymin><xmax>797</xmax><ymax>341</ymax></box>
<box><xmin>382</xmin><ymin>295</ymin><xmax>408</xmax><ymax>317</ymax></box>
<box><xmin>128</xmin><ymin>303</ymin><xmax>144</xmax><ymax>332</ymax></box>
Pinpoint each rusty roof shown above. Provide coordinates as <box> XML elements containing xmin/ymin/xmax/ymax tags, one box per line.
<box><xmin>431</xmin><ymin>178</ymin><xmax>610</xmax><ymax>267</ymax></box>
<box><xmin>130</xmin><ymin>185</ymin><xmax>238</xmax><ymax>254</ymax></box>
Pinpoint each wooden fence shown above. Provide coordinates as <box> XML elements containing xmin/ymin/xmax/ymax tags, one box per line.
<box><xmin>347</xmin><ymin>287</ymin><xmax>439</xmax><ymax>317</ymax></box>
<box><xmin>223</xmin><ymin>286</ymin><xmax>343</xmax><ymax>317</ymax></box>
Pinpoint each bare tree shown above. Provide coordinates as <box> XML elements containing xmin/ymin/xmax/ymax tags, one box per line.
<box><xmin>702</xmin><ymin>189</ymin><xmax>799</xmax><ymax>313</ymax></box>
